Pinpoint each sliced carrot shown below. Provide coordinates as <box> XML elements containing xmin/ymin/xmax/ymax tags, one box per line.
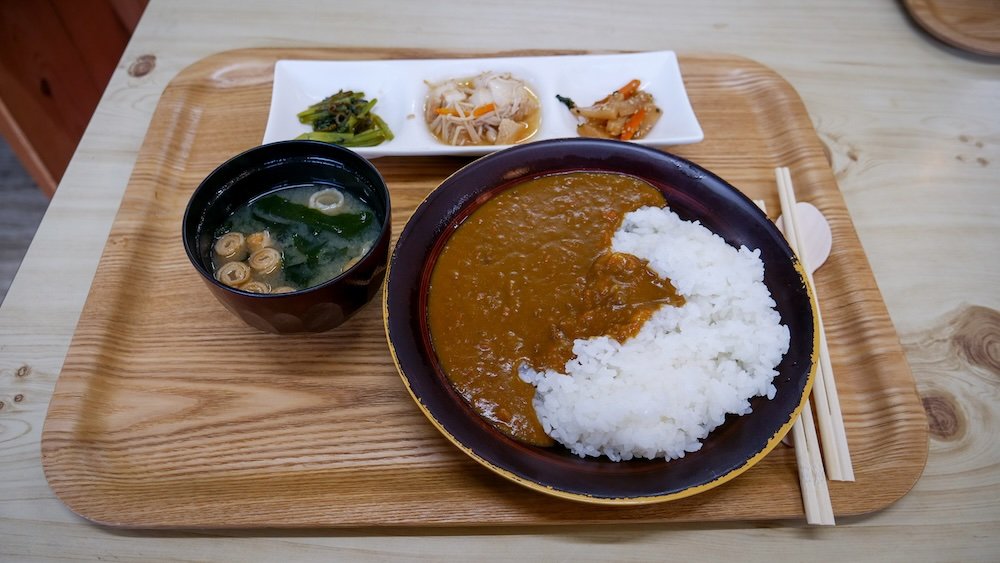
<box><xmin>616</xmin><ymin>79</ymin><xmax>641</xmax><ymax>99</ymax></box>
<box><xmin>620</xmin><ymin>107</ymin><xmax>646</xmax><ymax>141</ymax></box>
<box><xmin>436</xmin><ymin>104</ymin><xmax>494</xmax><ymax>118</ymax></box>
<box><xmin>472</xmin><ymin>102</ymin><xmax>495</xmax><ymax>117</ymax></box>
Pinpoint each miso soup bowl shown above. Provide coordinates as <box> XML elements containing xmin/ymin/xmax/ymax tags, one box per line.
<box><xmin>182</xmin><ymin>140</ymin><xmax>391</xmax><ymax>334</ymax></box>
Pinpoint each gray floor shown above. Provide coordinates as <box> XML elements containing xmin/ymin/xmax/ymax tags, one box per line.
<box><xmin>0</xmin><ymin>138</ymin><xmax>50</xmax><ymax>305</ymax></box>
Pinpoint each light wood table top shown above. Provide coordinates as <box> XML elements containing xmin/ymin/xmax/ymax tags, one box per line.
<box><xmin>1</xmin><ymin>0</ymin><xmax>997</xmax><ymax>560</ymax></box>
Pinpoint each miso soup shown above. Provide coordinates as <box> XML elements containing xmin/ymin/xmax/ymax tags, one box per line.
<box><xmin>211</xmin><ymin>183</ymin><xmax>380</xmax><ymax>293</ymax></box>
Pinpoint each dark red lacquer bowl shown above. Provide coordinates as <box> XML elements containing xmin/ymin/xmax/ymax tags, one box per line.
<box><xmin>183</xmin><ymin>140</ymin><xmax>391</xmax><ymax>334</ymax></box>
<box><xmin>384</xmin><ymin>138</ymin><xmax>816</xmax><ymax>504</ymax></box>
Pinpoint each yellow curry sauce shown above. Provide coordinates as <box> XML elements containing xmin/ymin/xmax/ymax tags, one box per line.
<box><xmin>427</xmin><ymin>172</ymin><xmax>684</xmax><ymax>446</ymax></box>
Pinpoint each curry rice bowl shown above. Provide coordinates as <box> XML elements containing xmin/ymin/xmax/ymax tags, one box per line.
<box><xmin>520</xmin><ymin>206</ymin><xmax>791</xmax><ymax>462</ymax></box>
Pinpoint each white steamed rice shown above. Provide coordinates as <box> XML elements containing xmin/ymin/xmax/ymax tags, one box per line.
<box><xmin>519</xmin><ymin>206</ymin><xmax>790</xmax><ymax>461</ymax></box>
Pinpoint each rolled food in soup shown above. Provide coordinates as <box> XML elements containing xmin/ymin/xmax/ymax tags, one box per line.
<box><xmin>211</xmin><ymin>184</ymin><xmax>379</xmax><ymax>293</ymax></box>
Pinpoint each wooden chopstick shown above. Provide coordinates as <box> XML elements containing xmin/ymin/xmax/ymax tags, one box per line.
<box><xmin>754</xmin><ymin>198</ymin><xmax>835</xmax><ymax>525</ymax></box>
<box><xmin>775</xmin><ymin>167</ymin><xmax>855</xmax><ymax>482</ymax></box>
<box><xmin>796</xmin><ymin>397</ymin><xmax>836</xmax><ymax>525</ymax></box>
<box><xmin>774</xmin><ymin>175</ymin><xmax>843</xmax><ymax>481</ymax></box>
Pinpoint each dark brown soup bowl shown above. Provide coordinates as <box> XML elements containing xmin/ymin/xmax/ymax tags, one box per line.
<box><xmin>384</xmin><ymin>138</ymin><xmax>817</xmax><ymax>504</ymax></box>
<box><xmin>183</xmin><ymin>140</ymin><xmax>391</xmax><ymax>334</ymax></box>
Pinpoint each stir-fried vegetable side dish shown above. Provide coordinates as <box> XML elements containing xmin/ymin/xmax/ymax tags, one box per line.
<box><xmin>296</xmin><ymin>90</ymin><xmax>394</xmax><ymax>147</ymax></box>
<box><xmin>556</xmin><ymin>79</ymin><xmax>662</xmax><ymax>140</ymax></box>
<box><xmin>425</xmin><ymin>72</ymin><xmax>541</xmax><ymax>146</ymax></box>
<box><xmin>211</xmin><ymin>184</ymin><xmax>379</xmax><ymax>293</ymax></box>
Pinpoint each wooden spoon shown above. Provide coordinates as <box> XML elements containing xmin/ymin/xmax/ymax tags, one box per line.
<box><xmin>777</xmin><ymin>202</ymin><xmax>832</xmax><ymax>273</ymax></box>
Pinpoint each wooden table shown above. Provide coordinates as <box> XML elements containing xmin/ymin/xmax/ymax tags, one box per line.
<box><xmin>1</xmin><ymin>0</ymin><xmax>997</xmax><ymax>559</ymax></box>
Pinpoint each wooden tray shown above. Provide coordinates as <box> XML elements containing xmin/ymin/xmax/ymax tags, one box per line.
<box><xmin>902</xmin><ymin>0</ymin><xmax>1000</xmax><ymax>57</ymax></box>
<box><xmin>41</xmin><ymin>48</ymin><xmax>928</xmax><ymax>528</ymax></box>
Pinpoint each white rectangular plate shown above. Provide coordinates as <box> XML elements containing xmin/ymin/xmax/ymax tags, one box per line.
<box><xmin>263</xmin><ymin>51</ymin><xmax>703</xmax><ymax>158</ymax></box>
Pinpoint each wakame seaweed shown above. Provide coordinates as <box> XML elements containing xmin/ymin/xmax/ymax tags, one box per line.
<box><xmin>251</xmin><ymin>195</ymin><xmax>373</xmax><ymax>237</ymax></box>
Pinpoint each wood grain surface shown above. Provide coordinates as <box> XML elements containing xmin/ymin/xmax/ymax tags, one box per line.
<box><xmin>0</xmin><ymin>0</ymin><xmax>148</xmax><ymax>195</ymax></box>
<box><xmin>38</xmin><ymin>48</ymin><xmax>928</xmax><ymax>528</ymax></box>
<box><xmin>902</xmin><ymin>0</ymin><xmax>1000</xmax><ymax>57</ymax></box>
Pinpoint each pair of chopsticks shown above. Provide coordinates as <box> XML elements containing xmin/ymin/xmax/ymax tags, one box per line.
<box><xmin>755</xmin><ymin>167</ymin><xmax>854</xmax><ymax>525</ymax></box>
<box><xmin>752</xmin><ymin>194</ymin><xmax>834</xmax><ymax>526</ymax></box>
